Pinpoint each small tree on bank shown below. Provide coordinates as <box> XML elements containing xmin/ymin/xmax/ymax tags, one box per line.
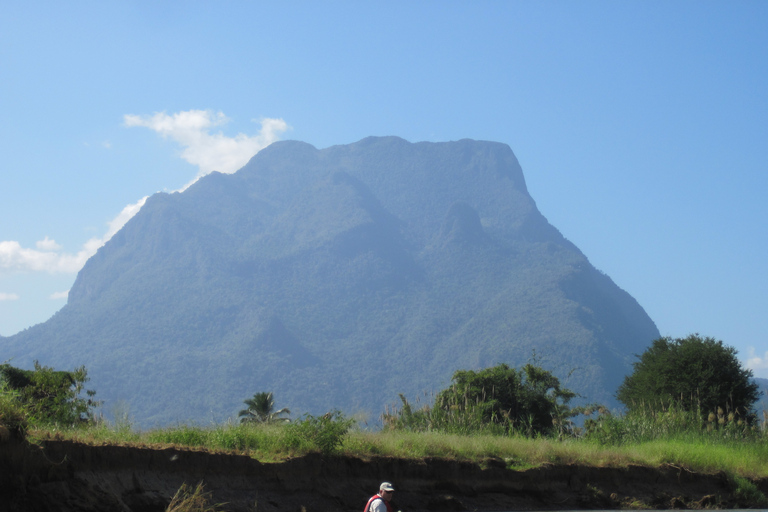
<box><xmin>616</xmin><ymin>334</ymin><xmax>759</xmax><ymax>419</ymax></box>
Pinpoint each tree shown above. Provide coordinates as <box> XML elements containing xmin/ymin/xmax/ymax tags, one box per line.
<box><xmin>438</xmin><ymin>363</ymin><xmax>576</xmax><ymax>435</ymax></box>
<box><xmin>238</xmin><ymin>392</ymin><xmax>290</xmax><ymax>424</ymax></box>
<box><xmin>0</xmin><ymin>361</ymin><xmax>100</xmax><ymax>425</ymax></box>
<box><xmin>616</xmin><ymin>334</ymin><xmax>760</xmax><ymax>418</ymax></box>
<box><xmin>384</xmin><ymin>362</ymin><xmax>576</xmax><ymax>436</ymax></box>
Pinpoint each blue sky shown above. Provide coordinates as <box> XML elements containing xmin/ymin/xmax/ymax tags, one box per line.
<box><xmin>1</xmin><ymin>1</ymin><xmax>766</xmax><ymax>377</ymax></box>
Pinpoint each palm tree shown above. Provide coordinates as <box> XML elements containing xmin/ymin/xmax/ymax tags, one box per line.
<box><xmin>238</xmin><ymin>392</ymin><xmax>291</xmax><ymax>424</ymax></box>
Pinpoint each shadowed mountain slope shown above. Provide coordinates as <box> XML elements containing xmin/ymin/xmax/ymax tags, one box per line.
<box><xmin>2</xmin><ymin>137</ymin><xmax>659</xmax><ymax>426</ymax></box>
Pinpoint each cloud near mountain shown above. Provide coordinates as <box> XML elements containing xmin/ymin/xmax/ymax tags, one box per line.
<box><xmin>0</xmin><ymin>110</ymin><xmax>288</xmax><ymax>278</ymax></box>
<box><xmin>0</xmin><ymin>196</ymin><xmax>148</xmax><ymax>276</ymax></box>
<box><xmin>123</xmin><ymin>110</ymin><xmax>289</xmax><ymax>177</ymax></box>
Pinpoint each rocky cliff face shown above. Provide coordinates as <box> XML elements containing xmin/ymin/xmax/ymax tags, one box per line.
<box><xmin>2</xmin><ymin>137</ymin><xmax>659</xmax><ymax>426</ymax></box>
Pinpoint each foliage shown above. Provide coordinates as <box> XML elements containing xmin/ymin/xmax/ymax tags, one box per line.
<box><xmin>382</xmin><ymin>392</ymin><xmax>507</xmax><ymax>436</ymax></box>
<box><xmin>285</xmin><ymin>410</ymin><xmax>354</xmax><ymax>454</ymax></box>
<box><xmin>728</xmin><ymin>473</ymin><xmax>768</xmax><ymax>508</ymax></box>
<box><xmin>0</xmin><ymin>380</ymin><xmax>28</xmax><ymax>439</ymax></box>
<box><xmin>383</xmin><ymin>363</ymin><xmax>577</xmax><ymax>437</ymax></box>
<box><xmin>238</xmin><ymin>392</ymin><xmax>290</xmax><ymax>424</ymax></box>
<box><xmin>166</xmin><ymin>482</ymin><xmax>224</xmax><ymax>512</ymax></box>
<box><xmin>0</xmin><ymin>361</ymin><xmax>100</xmax><ymax>427</ymax></box>
<box><xmin>616</xmin><ymin>334</ymin><xmax>760</xmax><ymax>420</ymax></box>
<box><xmin>582</xmin><ymin>401</ymin><xmax>764</xmax><ymax>446</ymax></box>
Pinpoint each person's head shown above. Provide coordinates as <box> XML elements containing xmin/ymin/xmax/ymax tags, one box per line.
<box><xmin>379</xmin><ymin>482</ymin><xmax>394</xmax><ymax>501</ymax></box>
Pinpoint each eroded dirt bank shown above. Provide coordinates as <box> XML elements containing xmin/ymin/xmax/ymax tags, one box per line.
<box><xmin>1</xmin><ymin>438</ymin><xmax>766</xmax><ymax>512</ymax></box>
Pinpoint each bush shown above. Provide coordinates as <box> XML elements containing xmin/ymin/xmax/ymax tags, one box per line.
<box><xmin>0</xmin><ymin>361</ymin><xmax>101</xmax><ymax>427</ymax></box>
<box><xmin>0</xmin><ymin>381</ymin><xmax>28</xmax><ymax>439</ymax></box>
<box><xmin>383</xmin><ymin>393</ymin><xmax>509</xmax><ymax>436</ymax></box>
<box><xmin>728</xmin><ymin>473</ymin><xmax>768</xmax><ymax>508</ymax></box>
<box><xmin>384</xmin><ymin>363</ymin><xmax>577</xmax><ymax>437</ymax></box>
<box><xmin>285</xmin><ymin>411</ymin><xmax>354</xmax><ymax>454</ymax></box>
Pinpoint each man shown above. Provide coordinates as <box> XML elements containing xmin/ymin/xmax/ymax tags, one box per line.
<box><xmin>363</xmin><ymin>482</ymin><xmax>395</xmax><ymax>512</ymax></box>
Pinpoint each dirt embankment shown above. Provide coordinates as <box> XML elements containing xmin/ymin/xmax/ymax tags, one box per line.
<box><xmin>0</xmin><ymin>438</ymin><xmax>765</xmax><ymax>512</ymax></box>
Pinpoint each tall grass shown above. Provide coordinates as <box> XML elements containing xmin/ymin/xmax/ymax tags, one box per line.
<box><xmin>146</xmin><ymin>422</ymin><xmax>304</xmax><ymax>460</ymax></box>
<box><xmin>40</xmin><ymin>412</ymin><xmax>356</xmax><ymax>461</ymax></box>
<box><xmin>583</xmin><ymin>401</ymin><xmax>765</xmax><ymax>445</ymax></box>
<box><xmin>19</xmin><ymin>404</ymin><xmax>768</xmax><ymax>481</ymax></box>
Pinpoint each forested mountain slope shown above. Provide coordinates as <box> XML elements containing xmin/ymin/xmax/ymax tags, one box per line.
<box><xmin>2</xmin><ymin>137</ymin><xmax>659</xmax><ymax>426</ymax></box>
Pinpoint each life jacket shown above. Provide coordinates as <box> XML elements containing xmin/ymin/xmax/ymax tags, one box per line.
<box><xmin>364</xmin><ymin>494</ymin><xmax>394</xmax><ymax>512</ymax></box>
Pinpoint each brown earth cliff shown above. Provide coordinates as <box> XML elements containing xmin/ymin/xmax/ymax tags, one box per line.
<box><xmin>1</xmin><ymin>438</ymin><xmax>765</xmax><ymax>511</ymax></box>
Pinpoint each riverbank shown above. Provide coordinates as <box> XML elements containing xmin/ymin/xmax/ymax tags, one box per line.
<box><xmin>2</xmin><ymin>437</ymin><xmax>766</xmax><ymax>511</ymax></box>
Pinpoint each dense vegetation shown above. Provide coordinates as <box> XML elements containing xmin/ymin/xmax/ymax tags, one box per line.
<box><xmin>382</xmin><ymin>363</ymin><xmax>577</xmax><ymax>436</ymax></box>
<box><xmin>2</xmin><ymin>343</ymin><xmax>767</xmax><ymax>509</ymax></box>
<box><xmin>0</xmin><ymin>361</ymin><xmax>100</xmax><ymax>434</ymax></box>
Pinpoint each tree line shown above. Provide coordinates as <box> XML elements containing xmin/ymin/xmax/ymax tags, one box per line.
<box><xmin>0</xmin><ymin>334</ymin><xmax>763</xmax><ymax>440</ymax></box>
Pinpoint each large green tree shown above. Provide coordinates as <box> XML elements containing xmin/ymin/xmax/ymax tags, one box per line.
<box><xmin>238</xmin><ymin>392</ymin><xmax>291</xmax><ymax>424</ymax></box>
<box><xmin>616</xmin><ymin>334</ymin><xmax>760</xmax><ymax>417</ymax></box>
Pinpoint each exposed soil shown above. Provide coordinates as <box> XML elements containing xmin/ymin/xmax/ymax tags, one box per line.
<box><xmin>1</xmin><ymin>438</ymin><xmax>766</xmax><ymax>512</ymax></box>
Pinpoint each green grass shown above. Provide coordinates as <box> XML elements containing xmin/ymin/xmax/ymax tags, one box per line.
<box><xmin>615</xmin><ymin>437</ymin><xmax>768</xmax><ymax>477</ymax></box>
<box><xmin>26</xmin><ymin>420</ymin><xmax>768</xmax><ymax>480</ymax></box>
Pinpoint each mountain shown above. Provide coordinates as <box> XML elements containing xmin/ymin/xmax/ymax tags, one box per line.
<box><xmin>2</xmin><ymin>137</ymin><xmax>659</xmax><ymax>426</ymax></box>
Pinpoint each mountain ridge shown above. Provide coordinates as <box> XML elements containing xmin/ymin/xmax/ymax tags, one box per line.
<box><xmin>3</xmin><ymin>136</ymin><xmax>659</xmax><ymax>426</ymax></box>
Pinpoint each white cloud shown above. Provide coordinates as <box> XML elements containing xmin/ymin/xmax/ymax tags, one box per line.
<box><xmin>0</xmin><ymin>196</ymin><xmax>148</xmax><ymax>275</ymax></box>
<box><xmin>36</xmin><ymin>236</ymin><xmax>61</xmax><ymax>251</ymax></box>
<box><xmin>50</xmin><ymin>290</ymin><xmax>69</xmax><ymax>300</ymax></box>
<box><xmin>104</xmin><ymin>196</ymin><xmax>148</xmax><ymax>241</ymax></box>
<box><xmin>3</xmin><ymin>109</ymin><xmax>286</xmax><ymax>277</ymax></box>
<box><xmin>746</xmin><ymin>347</ymin><xmax>768</xmax><ymax>373</ymax></box>
<box><xmin>0</xmin><ymin>240</ymin><xmax>79</xmax><ymax>273</ymax></box>
<box><xmin>0</xmin><ymin>292</ymin><xmax>20</xmax><ymax>301</ymax></box>
<box><xmin>124</xmin><ymin>110</ymin><xmax>288</xmax><ymax>178</ymax></box>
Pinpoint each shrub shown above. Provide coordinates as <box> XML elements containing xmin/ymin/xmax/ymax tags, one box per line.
<box><xmin>384</xmin><ymin>363</ymin><xmax>577</xmax><ymax>437</ymax></box>
<box><xmin>0</xmin><ymin>361</ymin><xmax>101</xmax><ymax>427</ymax></box>
<box><xmin>728</xmin><ymin>473</ymin><xmax>768</xmax><ymax>508</ymax></box>
<box><xmin>285</xmin><ymin>411</ymin><xmax>354</xmax><ymax>454</ymax></box>
<box><xmin>0</xmin><ymin>381</ymin><xmax>28</xmax><ymax>439</ymax></box>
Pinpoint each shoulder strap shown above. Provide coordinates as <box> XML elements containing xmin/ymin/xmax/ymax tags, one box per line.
<box><xmin>364</xmin><ymin>495</ymin><xmax>381</xmax><ymax>512</ymax></box>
